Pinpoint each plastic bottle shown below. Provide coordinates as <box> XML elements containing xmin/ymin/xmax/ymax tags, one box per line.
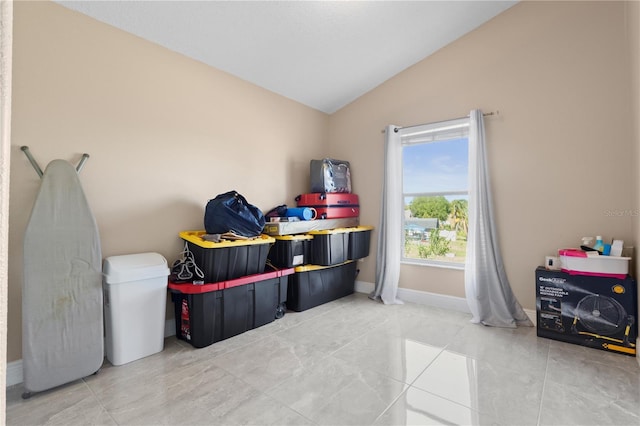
<box><xmin>593</xmin><ymin>236</ymin><xmax>604</xmax><ymax>253</ymax></box>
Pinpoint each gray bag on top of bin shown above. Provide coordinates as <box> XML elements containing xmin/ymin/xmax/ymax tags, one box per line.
<box><xmin>310</xmin><ymin>158</ymin><xmax>352</xmax><ymax>193</ymax></box>
<box><xmin>204</xmin><ymin>190</ymin><xmax>265</xmax><ymax>237</ymax></box>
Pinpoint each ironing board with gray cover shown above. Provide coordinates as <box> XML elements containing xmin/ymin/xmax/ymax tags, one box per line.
<box><xmin>22</xmin><ymin>159</ymin><xmax>103</xmax><ymax>397</ymax></box>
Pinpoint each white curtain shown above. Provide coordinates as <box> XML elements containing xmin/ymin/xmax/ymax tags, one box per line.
<box><xmin>370</xmin><ymin>125</ymin><xmax>403</xmax><ymax>305</ymax></box>
<box><xmin>465</xmin><ymin>110</ymin><xmax>532</xmax><ymax>328</ymax></box>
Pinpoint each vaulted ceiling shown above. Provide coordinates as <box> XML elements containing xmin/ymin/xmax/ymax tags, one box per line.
<box><xmin>56</xmin><ymin>1</ymin><xmax>517</xmax><ymax>113</ymax></box>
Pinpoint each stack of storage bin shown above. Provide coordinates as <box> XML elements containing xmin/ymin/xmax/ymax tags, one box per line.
<box><xmin>169</xmin><ymin>231</ymin><xmax>292</xmax><ymax>348</ymax></box>
<box><xmin>267</xmin><ymin>225</ymin><xmax>373</xmax><ymax>312</ymax></box>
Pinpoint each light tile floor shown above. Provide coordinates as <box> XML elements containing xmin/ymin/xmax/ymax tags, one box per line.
<box><xmin>6</xmin><ymin>292</ymin><xmax>640</xmax><ymax>425</ymax></box>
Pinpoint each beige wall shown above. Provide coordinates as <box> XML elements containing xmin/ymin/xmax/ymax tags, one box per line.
<box><xmin>8</xmin><ymin>0</ymin><xmax>639</xmax><ymax>365</ymax></box>
<box><xmin>8</xmin><ymin>1</ymin><xmax>328</xmax><ymax>363</ymax></box>
<box><xmin>329</xmin><ymin>1</ymin><xmax>637</xmax><ymax>309</ymax></box>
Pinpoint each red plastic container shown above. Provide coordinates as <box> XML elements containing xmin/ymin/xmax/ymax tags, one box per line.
<box><xmin>295</xmin><ymin>193</ymin><xmax>359</xmax><ymax>219</ymax></box>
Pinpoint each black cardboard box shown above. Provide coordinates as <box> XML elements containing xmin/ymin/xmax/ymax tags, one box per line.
<box><xmin>535</xmin><ymin>266</ymin><xmax>637</xmax><ymax>356</ymax></box>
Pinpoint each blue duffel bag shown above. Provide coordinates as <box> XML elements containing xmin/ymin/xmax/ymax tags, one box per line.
<box><xmin>204</xmin><ymin>191</ymin><xmax>265</xmax><ymax>237</ymax></box>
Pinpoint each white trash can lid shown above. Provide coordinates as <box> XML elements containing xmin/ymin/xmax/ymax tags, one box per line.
<box><xmin>103</xmin><ymin>252</ymin><xmax>169</xmax><ymax>284</ymax></box>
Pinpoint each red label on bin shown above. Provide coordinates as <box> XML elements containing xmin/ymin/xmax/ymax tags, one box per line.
<box><xmin>180</xmin><ymin>299</ymin><xmax>191</xmax><ymax>341</ymax></box>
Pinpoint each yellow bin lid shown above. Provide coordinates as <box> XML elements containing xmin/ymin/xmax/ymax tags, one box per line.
<box><xmin>306</xmin><ymin>227</ymin><xmax>352</xmax><ymax>235</ymax></box>
<box><xmin>179</xmin><ymin>230</ymin><xmax>275</xmax><ymax>248</ymax></box>
<box><xmin>273</xmin><ymin>234</ymin><xmax>314</xmax><ymax>241</ymax></box>
<box><xmin>346</xmin><ymin>225</ymin><xmax>374</xmax><ymax>232</ymax></box>
<box><xmin>294</xmin><ymin>260</ymin><xmax>353</xmax><ymax>272</ymax></box>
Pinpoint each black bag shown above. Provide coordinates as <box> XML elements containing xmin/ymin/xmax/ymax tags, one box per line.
<box><xmin>204</xmin><ymin>191</ymin><xmax>265</xmax><ymax>237</ymax></box>
<box><xmin>264</xmin><ymin>204</ymin><xmax>288</xmax><ymax>219</ymax></box>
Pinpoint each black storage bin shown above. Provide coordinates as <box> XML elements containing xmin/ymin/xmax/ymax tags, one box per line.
<box><xmin>347</xmin><ymin>226</ymin><xmax>373</xmax><ymax>260</ymax></box>
<box><xmin>170</xmin><ymin>282</ymin><xmax>224</xmax><ymax>348</ymax></box>
<box><xmin>287</xmin><ymin>261</ymin><xmax>358</xmax><ymax>312</ymax></box>
<box><xmin>169</xmin><ymin>269</ymin><xmax>293</xmax><ymax>348</ymax></box>
<box><xmin>535</xmin><ymin>267</ymin><xmax>637</xmax><ymax>356</ymax></box>
<box><xmin>179</xmin><ymin>231</ymin><xmax>274</xmax><ymax>282</ymax></box>
<box><xmin>268</xmin><ymin>234</ymin><xmax>313</xmax><ymax>268</ymax></box>
<box><xmin>224</xmin><ymin>270</ymin><xmax>290</xmax><ymax>331</ymax></box>
<box><xmin>307</xmin><ymin>228</ymin><xmax>349</xmax><ymax>266</ymax></box>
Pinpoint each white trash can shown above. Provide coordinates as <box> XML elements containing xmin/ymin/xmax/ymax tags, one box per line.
<box><xmin>103</xmin><ymin>252</ymin><xmax>169</xmax><ymax>366</ymax></box>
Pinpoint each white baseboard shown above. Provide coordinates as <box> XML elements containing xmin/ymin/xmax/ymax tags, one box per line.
<box><xmin>6</xmin><ymin>320</ymin><xmax>178</xmax><ymax>388</ymax></box>
<box><xmin>6</xmin><ymin>359</ymin><xmax>22</xmax><ymax>388</ymax></box>
<box><xmin>354</xmin><ymin>279</ymin><xmax>375</xmax><ymax>294</ymax></box>
<box><xmin>398</xmin><ymin>286</ymin><xmax>471</xmax><ymax>313</ymax></box>
<box><xmin>524</xmin><ymin>308</ymin><xmax>537</xmax><ymax>326</ymax></box>
<box><xmin>355</xmin><ymin>280</ymin><xmax>537</xmax><ymax>325</ymax></box>
<box><xmin>356</xmin><ymin>280</ymin><xmax>470</xmax><ymax>313</ymax></box>
<box><xmin>6</xmin><ymin>284</ymin><xmax>539</xmax><ymax>388</ymax></box>
<box><xmin>165</xmin><ymin>318</ymin><xmax>176</xmax><ymax>338</ymax></box>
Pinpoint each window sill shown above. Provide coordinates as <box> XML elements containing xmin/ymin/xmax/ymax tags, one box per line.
<box><xmin>400</xmin><ymin>259</ymin><xmax>465</xmax><ymax>271</ymax></box>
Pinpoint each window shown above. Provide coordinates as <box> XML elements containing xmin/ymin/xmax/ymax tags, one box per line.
<box><xmin>400</xmin><ymin>117</ymin><xmax>469</xmax><ymax>268</ymax></box>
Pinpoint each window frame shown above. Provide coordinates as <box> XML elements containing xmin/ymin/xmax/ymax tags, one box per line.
<box><xmin>399</xmin><ymin>117</ymin><xmax>470</xmax><ymax>269</ymax></box>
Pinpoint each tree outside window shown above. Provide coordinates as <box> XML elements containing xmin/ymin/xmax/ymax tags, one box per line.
<box><xmin>401</xmin><ymin>119</ymin><xmax>469</xmax><ymax>267</ymax></box>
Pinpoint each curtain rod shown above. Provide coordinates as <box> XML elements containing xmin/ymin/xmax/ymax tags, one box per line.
<box><xmin>383</xmin><ymin>110</ymin><xmax>499</xmax><ymax>133</ymax></box>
